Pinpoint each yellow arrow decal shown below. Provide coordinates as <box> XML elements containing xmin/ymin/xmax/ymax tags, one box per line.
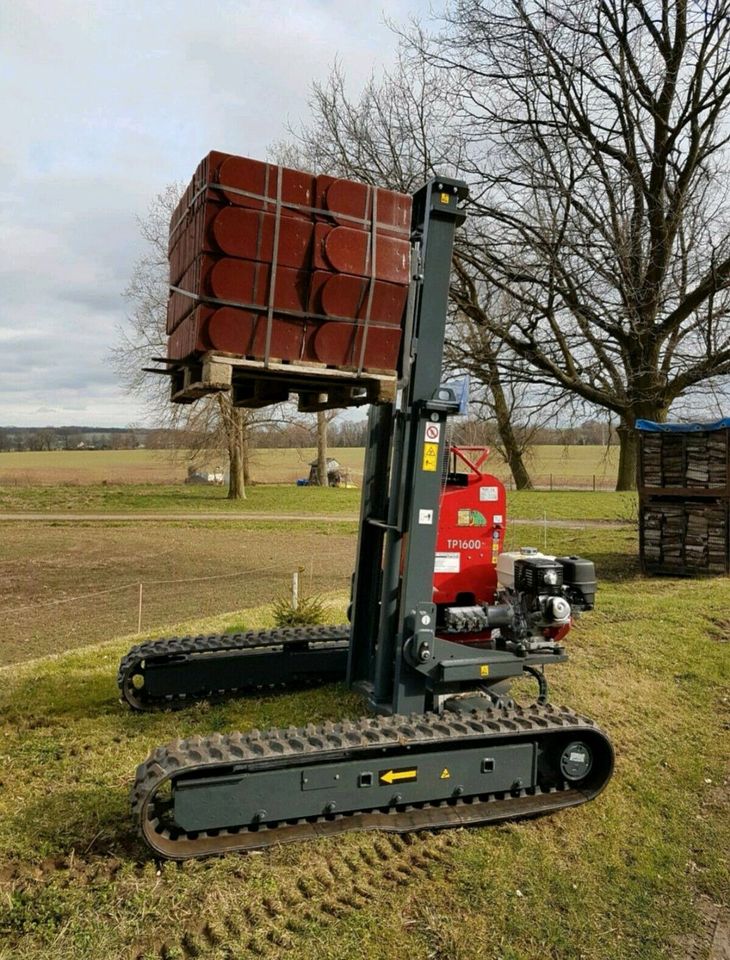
<box><xmin>379</xmin><ymin>768</ymin><xmax>418</xmax><ymax>785</ymax></box>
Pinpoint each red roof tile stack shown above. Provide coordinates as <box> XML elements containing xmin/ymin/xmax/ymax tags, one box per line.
<box><xmin>166</xmin><ymin>151</ymin><xmax>412</xmax><ymax>374</ymax></box>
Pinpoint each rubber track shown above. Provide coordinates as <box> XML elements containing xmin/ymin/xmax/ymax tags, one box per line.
<box><xmin>117</xmin><ymin>624</ymin><xmax>350</xmax><ymax>710</ymax></box>
<box><xmin>133</xmin><ymin>702</ymin><xmax>613</xmax><ymax>859</ymax></box>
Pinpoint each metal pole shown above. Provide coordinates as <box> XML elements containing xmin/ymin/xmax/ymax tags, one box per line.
<box><xmin>137</xmin><ymin>583</ymin><xmax>143</xmax><ymax>633</ymax></box>
<box><xmin>291</xmin><ymin>570</ymin><xmax>299</xmax><ymax>610</ymax></box>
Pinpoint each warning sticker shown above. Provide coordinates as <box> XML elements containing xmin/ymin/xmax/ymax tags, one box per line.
<box><xmin>479</xmin><ymin>664</ymin><xmax>490</xmax><ymax>677</ymax></box>
<box><xmin>440</xmin><ymin>193</ymin><xmax>450</xmax><ymax>204</ymax></box>
<box><xmin>422</xmin><ymin>442</ymin><xmax>439</xmax><ymax>471</ymax></box>
<box><xmin>440</xmin><ymin>768</ymin><xmax>451</xmax><ymax>780</ymax></box>
<box><xmin>479</xmin><ymin>486</ymin><xmax>499</xmax><ymax>502</ymax></box>
<box><xmin>425</xmin><ymin>422</ymin><xmax>441</xmax><ymax>442</ymax></box>
<box><xmin>434</xmin><ymin>552</ymin><xmax>460</xmax><ymax>573</ymax></box>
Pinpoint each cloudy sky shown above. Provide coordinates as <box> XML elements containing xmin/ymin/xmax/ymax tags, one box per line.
<box><xmin>1</xmin><ymin>0</ymin><xmax>427</xmax><ymax>427</ymax></box>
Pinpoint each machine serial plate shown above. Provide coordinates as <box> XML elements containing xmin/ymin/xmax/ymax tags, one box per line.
<box><xmin>434</xmin><ymin>552</ymin><xmax>460</xmax><ymax>573</ymax></box>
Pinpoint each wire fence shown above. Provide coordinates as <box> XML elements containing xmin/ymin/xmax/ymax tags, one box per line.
<box><xmin>4</xmin><ymin>562</ymin><xmax>308</xmax><ymax>631</ymax></box>
<box><xmin>502</xmin><ymin>473</ymin><xmax>617</xmax><ymax>491</ymax></box>
<box><xmin>3</xmin><ymin>563</ymin><xmax>352</xmax><ymax>665</ymax></box>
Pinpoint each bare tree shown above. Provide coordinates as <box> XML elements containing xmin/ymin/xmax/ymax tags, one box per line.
<box><xmin>415</xmin><ymin>0</ymin><xmax>730</xmax><ymax>488</ymax></box>
<box><xmin>315</xmin><ymin>411</ymin><xmax>329</xmax><ymax>486</ymax></box>
<box><xmin>26</xmin><ymin>429</ymin><xmax>55</xmax><ymax>452</ymax></box>
<box><xmin>111</xmin><ymin>186</ymin><xmax>281</xmax><ymax>500</ymax></box>
<box><xmin>311</xmin><ymin>409</ymin><xmax>342</xmax><ymax>485</ymax></box>
<box><xmin>449</xmin><ymin>313</ymin><xmax>540</xmax><ymax>489</ymax></box>
<box><xmin>279</xmin><ymin>53</ymin><xmax>541</xmax><ymax>489</ymax></box>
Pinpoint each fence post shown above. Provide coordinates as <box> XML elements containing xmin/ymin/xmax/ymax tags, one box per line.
<box><xmin>137</xmin><ymin>583</ymin><xmax>143</xmax><ymax>633</ymax></box>
<box><xmin>593</xmin><ymin>474</ymin><xmax>596</xmax><ymax>492</ymax></box>
<box><xmin>550</xmin><ymin>473</ymin><xmax>553</xmax><ymax>491</ymax></box>
<box><xmin>291</xmin><ymin>570</ymin><xmax>299</xmax><ymax>610</ymax></box>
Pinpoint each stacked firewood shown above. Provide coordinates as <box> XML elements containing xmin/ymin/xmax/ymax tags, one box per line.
<box><xmin>641</xmin><ymin>434</ymin><xmax>663</xmax><ymax>486</ymax></box>
<box><xmin>641</xmin><ymin>428</ymin><xmax>728</xmax><ymax>489</ymax></box>
<box><xmin>708</xmin><ymin>431</ymin><xmax>728</xmax><ymax>487</ymax></box>
<box><xmin>165</xmin><ymin>151</ymin><xmax>412</xmax><ymax>374</ymax></box>
<box><xmin>639</xmin><ymin>423</ymin><xmax>729</xmax><ymax>575</ymax></box>
<box><xmin>642</xmin><ymin>500</ymin><xmax>728</xmax><ymax>574</ymax></box>
<box><xmin>661</xmin><ymin>435</ymin><xmax>685</xmax><ymax>486</ymax></box>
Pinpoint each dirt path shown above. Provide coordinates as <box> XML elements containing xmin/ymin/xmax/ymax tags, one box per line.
<box><xmin>675</xmin><ymin>897</ymin><xmax>730</xmax><ymax>960</ymax></box>
<box><xmin>0</xmin><ymin>511</ymin><xmax>631</xmax><ymax>528</ymax></box>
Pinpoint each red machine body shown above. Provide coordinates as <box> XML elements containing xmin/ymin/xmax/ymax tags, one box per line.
<box><xmin>433</xmin><ymin>446</ymin><xmax>506</xmax><ymax>608</ymax></box>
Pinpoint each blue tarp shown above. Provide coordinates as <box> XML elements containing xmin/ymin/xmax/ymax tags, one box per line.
<box><xmin>636</xmin><ymin>418</ymin><xmax>730</xmax><ymax>433</ymax></box>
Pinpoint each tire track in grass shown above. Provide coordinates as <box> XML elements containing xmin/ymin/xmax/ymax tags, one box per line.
<box><xmin>130</xmin><ymin>830</ymin><xmax>459</xmax><ymax>960</ymax></box>
<box><xmin>0</xmin><ymin>821</ymin><xmax>459</xmax><ymax>958</ymax></box>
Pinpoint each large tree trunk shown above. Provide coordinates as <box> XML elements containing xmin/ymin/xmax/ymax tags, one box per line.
<box><xmin>242</xmin><ymin>413</ymin><xmax>251</xmax><ymax>487</ymax></box>
<box><xmin>316</xmin><ymin>410</ymin><xmax>328</xmax><ymax>486</ymax></box>
<box><xmin>616</xmin><ymin>405</ymin><xmax>669</xmax><ymax>491</ymax></box>
<box><xmin>224</xmin><ymin>404</ymin><xmax>246</xmax><ymax>500</ymax></box>
<box><xmin>486</xmin><ymin>356</ymin><xmax>533</xmax><ymax>490</ymax></box>
<box><xmin>615</xmin><ymin>420</ymin><xmax>639</xmax><ymax>491</ymax></box>
<box><xmin>505</xmin><ymin>442</ymin><xmax>533</xmax><ymax>491</ymax></box>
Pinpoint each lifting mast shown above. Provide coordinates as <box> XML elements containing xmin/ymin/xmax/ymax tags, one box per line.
<box><xmin>348</xmin><ymin>177</ymin><xmax>469</xmax><ymax>714</ymax></box>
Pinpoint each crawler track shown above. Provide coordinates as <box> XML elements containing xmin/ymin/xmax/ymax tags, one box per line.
<box><xmin>118</xmin><ymin>624</ymin><xmax>350</xmax><ymax>710</ymax></box>
<box><xmin>133</xmin><ymin>703</ymin><xmax>614</xmax><ymax>859</ymax></box>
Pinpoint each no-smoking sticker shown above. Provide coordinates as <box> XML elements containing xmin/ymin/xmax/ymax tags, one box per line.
<box><xmin>425</xmin><ymin>423</ymin><xmax>441</xmax><ymax>442</ymax></box>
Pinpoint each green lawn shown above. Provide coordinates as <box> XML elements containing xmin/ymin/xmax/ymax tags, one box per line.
<box><xmin>0</xmin><ymin>481</ymin><xmax>637</xmax><ymax>523</ymax></box>
<box><xmin>0</xmin><ymin>524</ymin><xmax>727</xmax><ymax>960</ymax></box>
<box><xmin>0</xmin><ymin>481</ymin><xmax>362</xmax><ymax>514</ymax></box>
<box><xmin>508</xmin><ymin>490</ymin><xmax>637</xmax><ymax>523</ymax></box>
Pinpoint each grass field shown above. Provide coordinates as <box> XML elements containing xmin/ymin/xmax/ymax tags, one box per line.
<box><xmin>0</xmin><ymin>472</ymin><xmax>636</xmax><ymax>669</ymax></box>
<box><xmin>0</xmin><ymin>519</ymin><xmax>356</xmax><ymax>665</ymax></box>
<box><xmin>0</xmin><ymin>444</ymin><xmax>620</xmax><ymax>488</ymax></box>
<box><xmin>0</xmin><ymin>481</ymin><xmax>638</xmax><ymax>521</ymax></box>
<box><xmin>0</xmin><ymin>483</ymin><xmax>637</xmax><ymax>668</ymax></box>
<box><xmin>0</xmin><ymin>448</ymin><xmax>366</xmax><ymax>485</ymax></box>
<box><xmin>0</xmin><ymin>521</ymin><xmax>727</xmax><ymax>960</ymax></box>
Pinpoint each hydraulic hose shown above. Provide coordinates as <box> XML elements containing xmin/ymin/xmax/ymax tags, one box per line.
<box><xmin>523</xmin><ymin>664</ymin><xmax>549</xmax><ymax>705</ymax></box>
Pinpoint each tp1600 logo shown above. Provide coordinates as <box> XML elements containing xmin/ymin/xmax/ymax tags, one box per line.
<box><xmin>446</xmin><ymin>539</ymin><xmax>483</xmax><ymax>550</ymax></box>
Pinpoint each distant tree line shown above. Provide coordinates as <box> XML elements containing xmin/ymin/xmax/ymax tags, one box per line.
<box><xmin>0</xmin><ymin>418</ymin><xmax>618</xmax><ymax>454</ymax></box>
<box><xmin>251</xmin><ymin>418</ymin><xmax>370</xmax><ymax>449</ymax></box>
<box><xmin>451</xmin><ymin>418</ymin><xmax>616</xmax><ymax>449</ymax></box>
<box><xmin>0</xmin><ymin>426</ymin><xmax>198</xmax><ymax>453</ymax></box>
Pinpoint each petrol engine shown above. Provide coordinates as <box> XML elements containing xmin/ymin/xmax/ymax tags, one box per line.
<box><xmin>433</xmin><ymin>447</ymin><xmax>596</xmax><ymax>656</ymax></box>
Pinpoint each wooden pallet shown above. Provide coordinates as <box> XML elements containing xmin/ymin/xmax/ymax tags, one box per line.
<box><xmin>167</xmin><ymin>352</ymin><xmax>398</xmax><ymax>411</ymax></box>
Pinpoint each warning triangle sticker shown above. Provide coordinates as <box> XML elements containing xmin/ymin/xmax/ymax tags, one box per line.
<box><xmin>440</xmin><ymin>768</ymin><xmax>450</xmax><ymax>780</ymax></box>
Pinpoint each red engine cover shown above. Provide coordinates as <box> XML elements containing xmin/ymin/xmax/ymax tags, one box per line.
<box><xmin>433</xmin><ymin>447</ymin><xmax>506</xmax><ymax>607</ymax></box>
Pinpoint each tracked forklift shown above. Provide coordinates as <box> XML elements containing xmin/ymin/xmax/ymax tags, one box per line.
<box><xmin>126</xmin><ymin>178</ymin><xmax>613</xmax><ymax>859</ymax></box>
